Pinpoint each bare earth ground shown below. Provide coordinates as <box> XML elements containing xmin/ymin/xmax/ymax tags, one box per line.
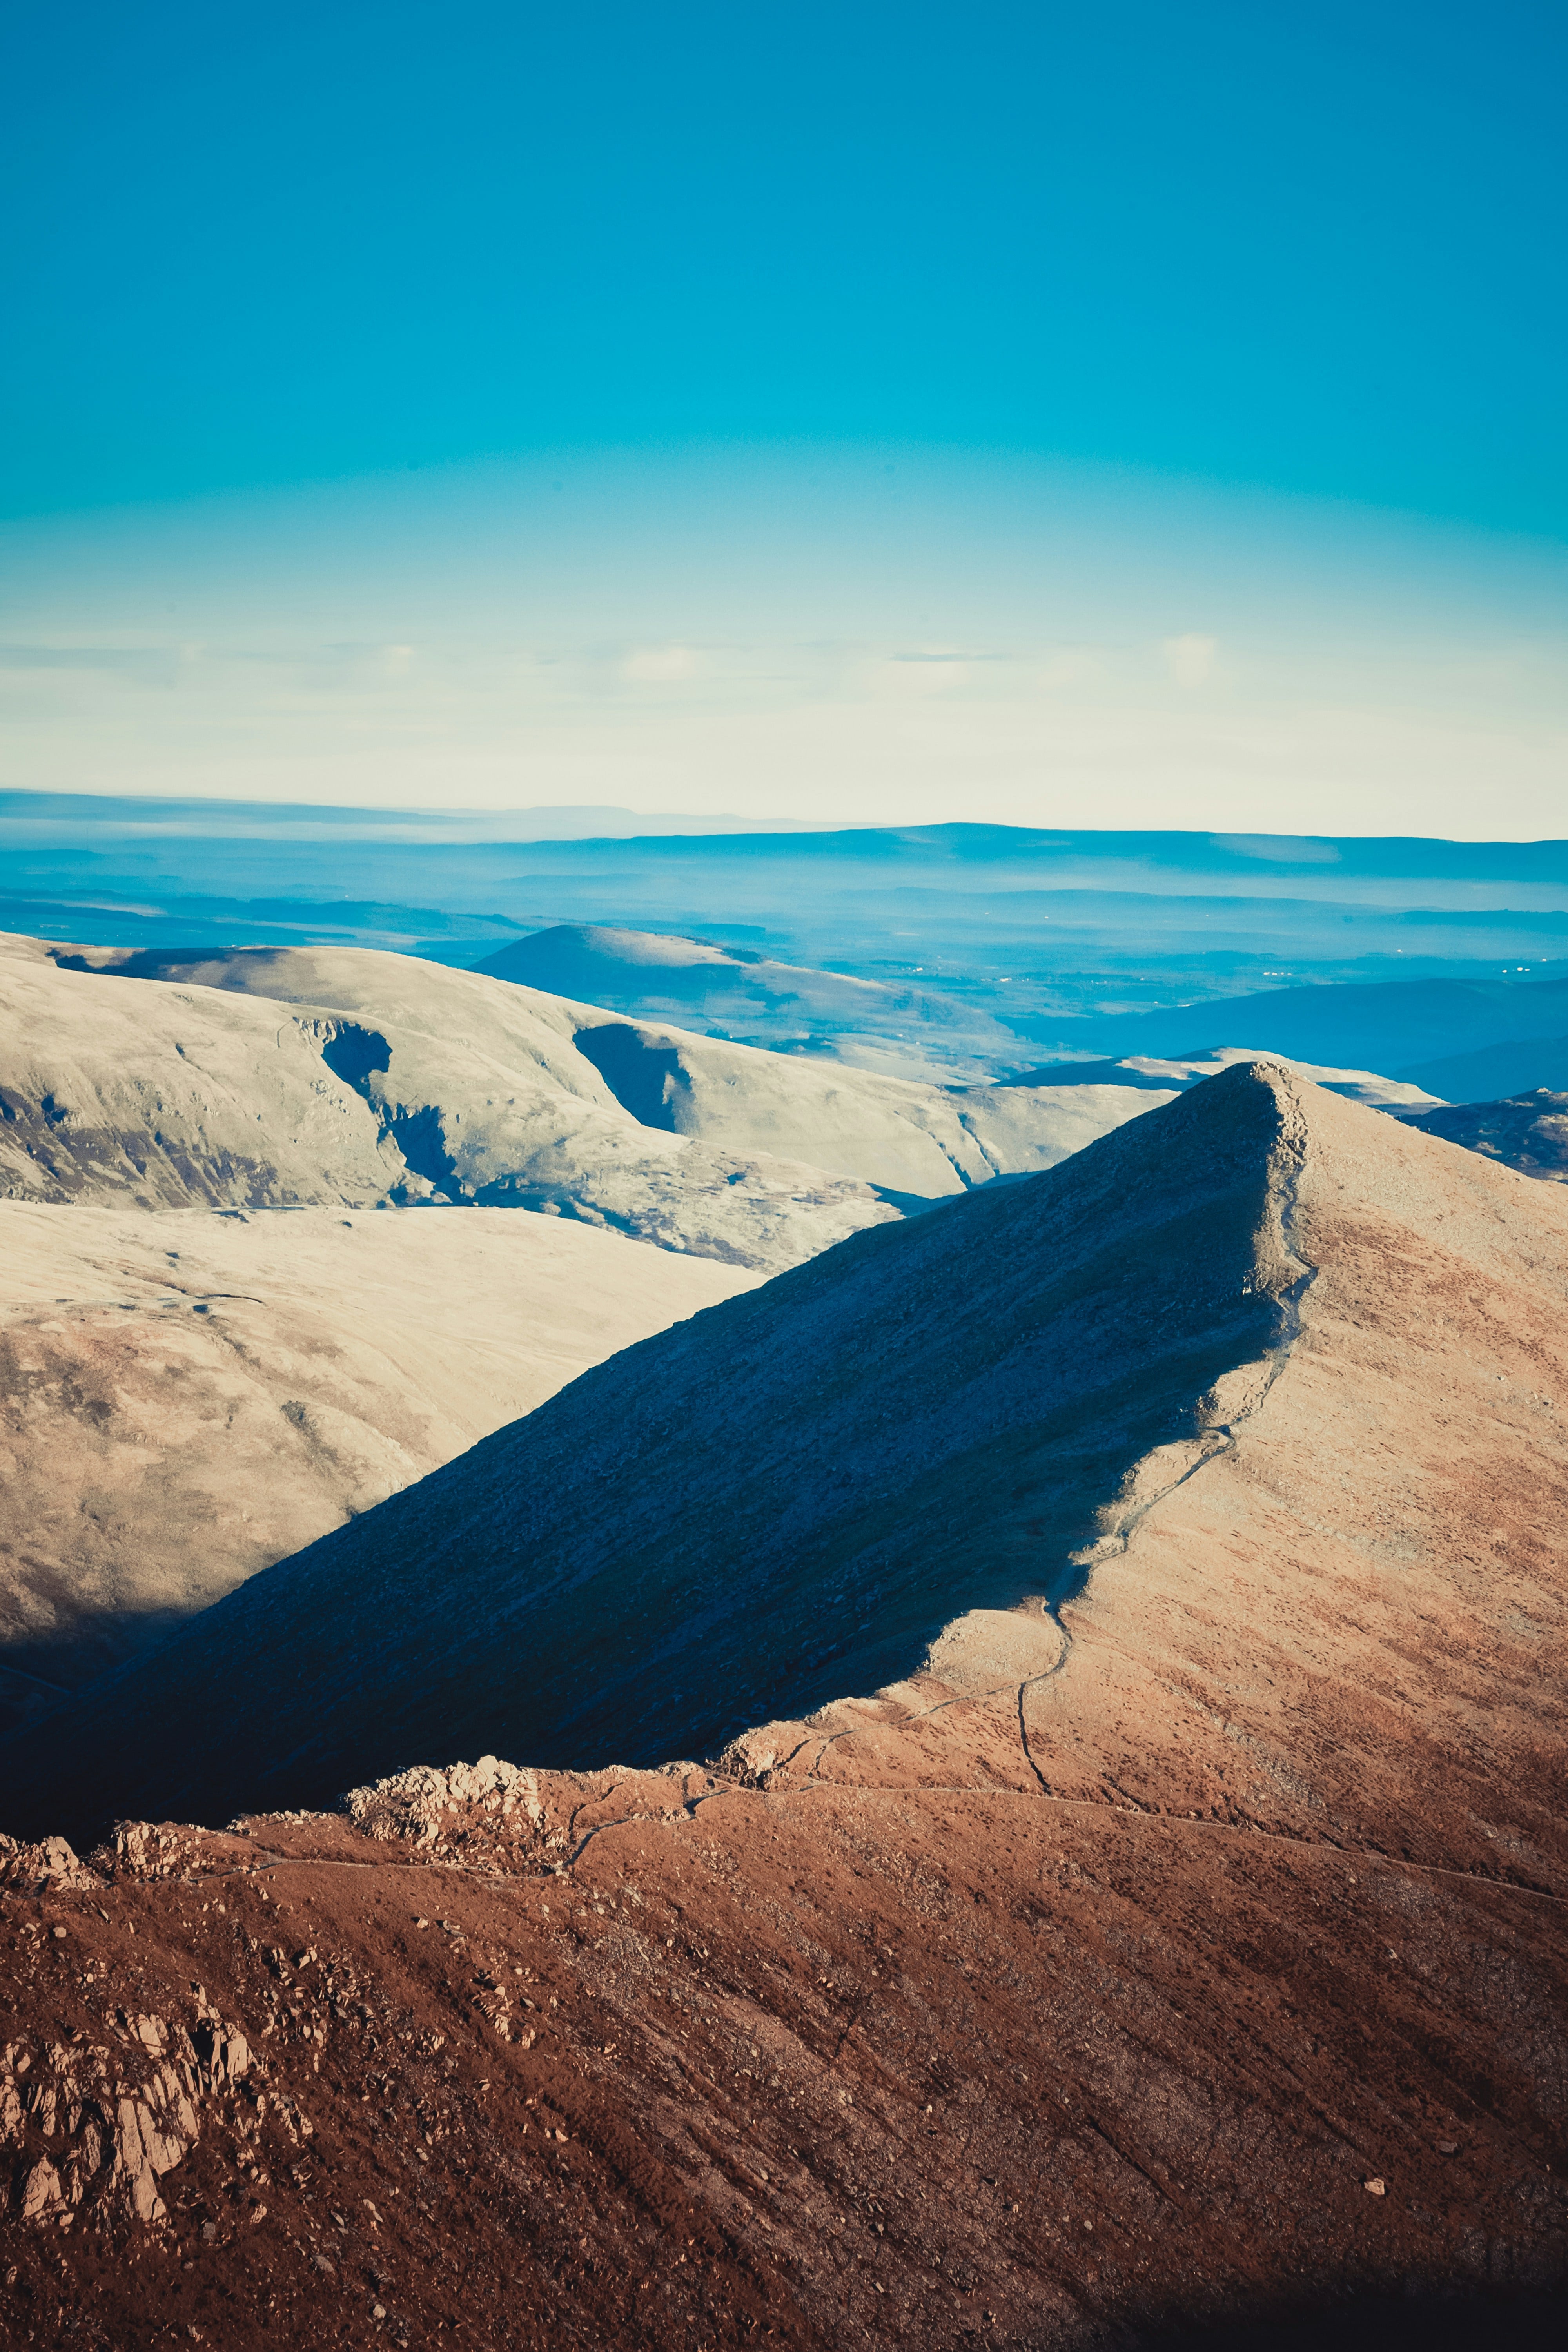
<box><xmin>0</xmin><ymin>1718</ymin><xmax>1564</xmax><ymax>2352</ymax></box>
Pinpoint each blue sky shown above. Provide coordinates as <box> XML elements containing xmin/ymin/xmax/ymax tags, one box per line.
<box><xmin>5</xmin><ymin>0</ymin><xmax>1564</xmax><ymax>526</ymax></box>
<box><xmin>1</xmin><ymin>2</ymin><xmax>1564</xmax><ymax>830</ymax></box>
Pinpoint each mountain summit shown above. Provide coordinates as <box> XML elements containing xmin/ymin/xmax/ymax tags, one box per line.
<box><xmin>10</xmin><ymin>1059</ymin><xmax>1566</xmax><ymax>1872</ymax></box>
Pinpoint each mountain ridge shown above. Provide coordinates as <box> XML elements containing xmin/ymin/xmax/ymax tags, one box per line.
<box><xmin>12</xmin><ymin>1054</ymin><xmax>1565</xmax><ymax>1877</ymax></box>
<box><xmin>3</xmin><ymin>1060</ymin><xmax>1312</xmax><ymax>1838</ymax></box>
<box><xmin>0</xmin><ymin>1199</ymin><xmax>750</xmax><ymax>1725</ymax></box>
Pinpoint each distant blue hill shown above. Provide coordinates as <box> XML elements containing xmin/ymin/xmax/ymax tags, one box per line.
<box><xmin>1043</xmin><ymin>973</ymin><xmax>1568</xmax><ymax>1074</ymax></box>
<box><xmin>1398</xmin><ymin>1033</ymin><xmax>1568</xmax><ymax>1103</ymax></box>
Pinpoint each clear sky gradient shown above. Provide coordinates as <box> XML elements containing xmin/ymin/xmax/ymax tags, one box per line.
<box><xmin>2</xmin><ymin>2</ymin><xmax>1564</xmax><ymax>832</ymax></box>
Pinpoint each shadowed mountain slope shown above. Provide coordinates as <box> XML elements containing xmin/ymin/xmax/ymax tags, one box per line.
<box><xmin>0</xmin><ymin>1201</ymin><xmax>750</xmax><ymax>1729</ymax></box>
<box><xmin>7</xmin><ymin>1063</ymin><xmax>1309</xmax><ymax>1838</ymax></box>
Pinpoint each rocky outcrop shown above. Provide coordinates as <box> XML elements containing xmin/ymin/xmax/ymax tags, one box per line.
<box><xmin>3</xmin><ymin>1994</ymin><xmax>264</xmax><ymax>2230</ymax></box>
<box><xmin>341</xmin><ymin>1753</ymin><xmax>545</xmax><ymax>1846</ymax></box>
<box><xmin>0</xmin><ymin>1833</ymin><xmax>95</xmax><ymax>1896</ymax></box>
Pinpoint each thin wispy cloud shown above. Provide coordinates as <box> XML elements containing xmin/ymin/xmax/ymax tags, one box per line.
<box><xmin>0</xmin><ymin>643</ymin><xmax>178</xmax><ymax>677</ymax></box>
<box><xmin>1161</xmin><ymin>633</ymin><xmax>1220</xmax><ymax>687</ymax></box>
<box><xmin>622</xmin><ymin>644</ymin><xmax>702</xmax><ymax>684</ymax></box>
<box><xmin>2</xmin><ymin>450</ymin><xmax>1563</xmax><ymax>834</ymax></box>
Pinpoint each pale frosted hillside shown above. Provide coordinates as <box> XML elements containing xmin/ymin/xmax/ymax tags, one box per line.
<box><xmin>0</xmin><ymin>1198</ymin><xmax>750</xmax><ymax>1724</ymax></box>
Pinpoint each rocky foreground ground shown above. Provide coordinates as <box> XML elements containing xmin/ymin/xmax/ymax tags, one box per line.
<box><xmin>2</xmin><ymin>1702</ymin><xmax>1566</xmax><ymax>2352</ymax></box>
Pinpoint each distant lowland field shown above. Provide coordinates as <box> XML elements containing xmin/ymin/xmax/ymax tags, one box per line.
<box><xmin>3</xmin><ymin>793</ymin><xmax>1567</xmax><ymax>1090</ymax></box>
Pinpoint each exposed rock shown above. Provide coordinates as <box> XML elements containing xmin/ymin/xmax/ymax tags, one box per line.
<box><xmin>19</xmin><ymin>2158</ymin><xmax>64</xmax><ymax>2222</ymax></box>
<box><xmin>0</xmin><ymin>1833</ymin><xmax>93</xmax><ymax>1895</ymax></box>
<box><xmin>342</xmin><ymin>1755</ymin><xmax>544</xmax><ymax>1845</ymax></box>
<box><xmin>2</xmin><ymin>1989</ymin><xmax>260</xmax><ymax>2232</ymax></box>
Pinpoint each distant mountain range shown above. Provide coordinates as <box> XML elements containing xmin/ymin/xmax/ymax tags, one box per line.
<box><xmin>1064</xmin><ymin>970</ymin><xmax>1568</xmax><ymax>1078</ymax></box>
<box><xmin>473</xmin><ymin>922</ymin><xmax>1021</xmax><ymax>1078</ymax></box>
<box><xmin>1399</xmin><ymin>1031</ymin><xmax>1568</xmax><ymax>1100</ymax></box>
<box><xmin>4</xmin><ymin>799</ymin><xmax>1566</xmax><ymax>1077</ymax></box>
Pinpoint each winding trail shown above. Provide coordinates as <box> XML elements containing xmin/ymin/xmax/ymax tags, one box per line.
<box><xmin>151</xmin><ymin>1795</ymin><xmax>1568</xmax><ymax>1915</ymax></box>
<box><xmin>1017</xmin><ymin>1088</ymin><xmax>1319</xmax><ymax>1793</ymax></box>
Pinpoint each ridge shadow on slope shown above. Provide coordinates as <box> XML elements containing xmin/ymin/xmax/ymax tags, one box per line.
<box><xmin>1135</xmin><ymin>2283</ymin><xmax>1568</xmax><ymax>2352</ymax></box>
<box><xmin>4</xmin><ymin>1065</ymin><xmax>1308</xmax><ymax>1846</ymax></box>
<box><xmin>572</xmin><ymin>1022</ymin><xmax>686</xmax><ymax>1131</ymax></box>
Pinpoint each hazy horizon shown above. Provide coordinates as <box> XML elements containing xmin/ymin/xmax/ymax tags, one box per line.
<box><xmin>4</xmin><ymin>4</ymin><xmax>1564</xmax><ymax>840</ymax></box>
